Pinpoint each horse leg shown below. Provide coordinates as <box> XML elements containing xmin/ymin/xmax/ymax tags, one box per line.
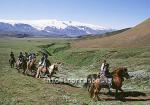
<box><xmin>93</xmin><ymin>89</ymin><xmax>97</xmax><ymax>101</ymax></box>
<box><xmin>11</xmin><ymin>60</ymin><xmax>14</xmax><ymax>68</ymax></box>
<box><xmin>27</xmin><ymin>62</ymin><xmax>29</xmax><ymax>70</ymax></box>
<box><xmin>9</xmin><ymin>60</ymin><xmax>11</xmax><ymax>67</ymax></box>
<box><xmin>29</xmin><ymin>62</ymin><xmax>32</xmax><ymax>71</ymax></box>
<box><xmin>87</xmin><ymin>83</ymin><xmax>91</xmax><ymax>92</ymax></box>
<box><xmin>115</xmin><ymin>89</ymin><xmax>119</xmax><ymax>99</ymax></box>
<box><xmin>23</xmin><ymin>64</ymin><xmax>26</xmax><ymax>75</ymax></box>
<box><xmin>88</xmin><ymin>79</ymin><xmax>92</xmax><ymax>91</ymax></box>
<box><xmin>15</xmin><ymin>62</ymin><xmax>17</xmax><ymax>68</ymax></box>
<box><xmin>107</xmin><ymin>86</ymin><xmax>112</xmax><ymax>95</ymax></box>
<box><xmin>24</xmin><ymin>64</ymin><xmax>28</xmax><ymax>75</ymax></box>
<box><xmin>36</xmin><ymin>67</ymin><xmax>42</xmax><ymax>78</ymax></box>
<box><xmin>16</xmin><ymin>62</ymin><xmax>21</xmax><ymax>73</ymax></box>
<box><xmin>89</xmin><ymin>83</ymin><xmax>94</xmax><ymax>98</ymax></box>
<box><xmin>30</xmin><ymin>61</ymin><xmax>34</xmax><ymax>70</ymax></box>
<box><xmin>93</xmin><ymin>88</ymin><xmax>100</xmax><ymax>101</ymax></box>
<box><xmin>93</xmin><ymin>82</ymin><xmax>101</xmax><ymax>101</ymax></box>
<box><xmin>35</xmin><ymin>69</ymin><xmax>39</xmax><ymax>78</ymax></box>
<box><xmin>10</xmin><ymin>61</ymin><xmax>13</xmax><ymax>68</ymax></box>
<box><xmin>25</xmin><ymin>61</ymin><xmax>30</xmax><ymax>75</ymax></box>
<box><xmin>97</xmin><ymin>87</ymin><xmax>101</xmax><ymax>101</ymax></box>
<box><xmin>118</xmin><ymin>88</ymin><xmax>125</xmax><ymax>99</ymax></box>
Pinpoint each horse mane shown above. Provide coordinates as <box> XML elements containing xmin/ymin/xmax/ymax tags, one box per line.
<box><xmin>111</xmin><ymin>67</ymin><xmax>126</xmax><ymax>76</ymax></box>
<box><xmin>48</xmin><ymin>63</ymin><xmax>59</xmax><ymax>73</ymax></box>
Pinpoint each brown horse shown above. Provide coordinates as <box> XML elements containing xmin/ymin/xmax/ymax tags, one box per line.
<box><xmin>35</xmin><ymin>63</ymin><xmax>60</xmax><ymax>78</ymax></box>
<box><xmin>16</xmin><ymin>58</ymin><xmax>27</xmax><ymax>74</ymax></box>
<box><xmin>89</xmin><ymin>67</ymin><xmax>130</xmax><ymax>101</ymax></box>
<box><xmin>26</xmin><ymin>58</ymin><xmax>36</xmax><ymax>71</ymax></box>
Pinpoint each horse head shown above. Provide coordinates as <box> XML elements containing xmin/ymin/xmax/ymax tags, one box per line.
<box><xmin>53</xmin><ymin>64</ymin><xmax>59</xmax><ymax>73</ymax></box>
<box><xmin>48</xmin><ymin>62</ymin><xmax>61</xmax><ymax>75</ymax></box>
<box><xmin>119</xmin><ymin>67</ymin><xmax>130</xmax><ymax>79</ymax></box>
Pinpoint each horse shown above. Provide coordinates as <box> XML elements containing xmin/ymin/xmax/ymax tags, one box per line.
<box><xmin>89</xmin><ymin>67</ymin><xmax>130</xmax><ymax>101</ymax></box>
<box><xmin>9</xmin><ymin>57</ymin><xmax>16</xmax><ymax>68</ymax></box>
<box><xmin>35</xmin><ymin>63</ymin><xmax>60</xmax><ymax>78</ymax></box>
<box><xmin>84</xmin><ymin>63</ymin><xmax>110</xmax><ymax>91</ymax></box>
<box><xmin>16</xmin><ymin>58</ymin><xmax>27</xmax><ymax>74</ymax></box>
<box><xmin>26</xmin><ymin>58</ymin><xmax>36</xmax><ymax>73</ymax></box>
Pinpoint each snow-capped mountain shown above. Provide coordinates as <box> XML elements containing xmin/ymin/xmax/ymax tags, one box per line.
<box><xmin>0</xmin><ymin>19</ymin><xmax>113</xmax><ymax>37</ymax></box>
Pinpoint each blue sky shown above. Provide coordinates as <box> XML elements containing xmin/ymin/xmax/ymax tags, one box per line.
<box><xmin>0</xmin><ymin>0</ymin><xmax>149</xmax><ymax>29</ymax></box>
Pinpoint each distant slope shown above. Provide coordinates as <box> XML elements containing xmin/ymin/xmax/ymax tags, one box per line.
<box><xmin>72</xmin><ymin>18</ymin><xmax>150</xmax><ymax>48</ymax></box>
<box><xmin>77</xmin><ymin>28</ymin><xmax>130</xmax><ymax>39</ymax></box>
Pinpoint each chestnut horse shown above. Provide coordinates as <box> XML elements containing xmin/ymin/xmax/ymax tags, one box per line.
<box><xmin>26</xmin><ymin>58</ymin><xmax>36</xmax><ymax>71</ymax></box>
<box><xmin>89</xmin><ymin>67</ymin><xmax>130</xmax><ymax>100</ymax></box>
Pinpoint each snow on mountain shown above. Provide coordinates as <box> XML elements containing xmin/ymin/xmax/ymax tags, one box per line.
<box><xmin>0</xmin><ymin>19</ymin><xmax>113</xmax><ymax>37</ymax></box>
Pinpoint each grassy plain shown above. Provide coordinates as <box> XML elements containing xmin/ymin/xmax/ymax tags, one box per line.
<box><xmin>0</xmin><ymin>38</ymin><xmax>150</xmax><ymax>105</ymax></box>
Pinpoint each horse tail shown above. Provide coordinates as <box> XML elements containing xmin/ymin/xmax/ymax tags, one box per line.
<box><xmin>89</xmin><ymin>83</ymin><xmax>95</xmax><ymax>98</ymax></box>
<box><xmin>83</xmin><ymin>74</ymin><xmax>97</xmax><ymax>89</ymax></box>
<box><xmin>83</xmin><ymin>76</ymin><xmax>90</xmax><ymax>89</ymax></box>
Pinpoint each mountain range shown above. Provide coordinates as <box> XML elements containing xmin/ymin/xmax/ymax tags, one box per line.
<box><xmin>0</xmin><ymin>19</ymin><xmax>113</xmax><ymax>37</ymax></box>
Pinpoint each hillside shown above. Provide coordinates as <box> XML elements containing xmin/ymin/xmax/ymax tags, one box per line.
<box><xmin>77</xmin><ymin>28</ymin><xmax>131</xmax><ymax>39</ymax></box>
<box><xmin>72</xmin><ymin>18</ymin><xmax>150</xmax><ymax>48</ymax></box>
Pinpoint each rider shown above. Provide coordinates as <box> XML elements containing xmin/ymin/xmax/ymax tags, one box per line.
<box><xmin>28</xmin><ymin>53</ymin><xmax>32</xmax><ymax>62</ymax></box>
<box><xmin>105</xmin><ymin>63</ymin><xmax>111</xmax><ymax>78</ymax></box>
<box><xmin>24</xmin><ymin>52</ymin><xmax>29</xmax><ymax>61</ymax></box>
<box><xmin>99</xmin><ymin>60</ymin><xmax>112</xmax><ymax>87</ymax></box>
<box><xmin>18</xmin><ymin>52</ymin><xmax>24</xmax><ymax>67</ymax></box>
<box><xmin>18</xmin><ymin>52</ymin><xmax>24</xmax><ymax>61</ymax></box>
<box><xmin>27</xmin><ymin>53</ymin><xmax>36</xmax><ymax>70</ymax></box>
<box><xmin>10</xmin><ymin>52</ymin><xmax>15</xmax><ymax>62</ymax></box>
<box><xmin>39</xmin><ymin>53</ymin><xmax>51</xmax><ymax>69</ymax></box>
<box><xmin>100</xmin><ymin>60</ymin><xmax>107</xmax><ymax>76</ymax></box>
<box><xmin>28</xmin><ymin>53</ymin><xmax>35</xmax><ymax>62</ymax></box>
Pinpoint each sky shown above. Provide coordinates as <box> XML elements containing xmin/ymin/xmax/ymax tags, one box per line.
<box><xmin>0</xmin><ymin>0</ymin><xmax>149</xmax><ymax>29</ymax></box>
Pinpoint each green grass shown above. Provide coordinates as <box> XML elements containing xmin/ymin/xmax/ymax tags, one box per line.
<box><xmin>0</xmin><ymin>38</ymin><xmax>150</xmax><ymax>105</ymax></box>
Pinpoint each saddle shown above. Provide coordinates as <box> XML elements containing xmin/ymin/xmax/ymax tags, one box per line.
<box><xmin>100</xmin><ymin>74</ymin><xmax>112</xmax><ymax>86</ymax></box>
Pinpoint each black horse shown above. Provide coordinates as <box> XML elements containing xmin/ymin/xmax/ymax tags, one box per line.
<box><xmin>9</xmin><ymin>57</ymin><xmax>16</xmax><ymax>68</ymax></box>
<box><xmin>83</xmin><ymin>74</ymin><xmax>99</xmax><ymax>91</ymax></box>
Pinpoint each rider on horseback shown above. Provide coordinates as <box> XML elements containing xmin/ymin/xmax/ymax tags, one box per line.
<box><xmin>100</xmin><ymin>60</ymin><xmax>107</xmax><ymax>75</ymax></box>
<box><xmin>9</xmin><ymin>52</ymin><xmax>16</xmax><ymax>68</ymax></box>
<box><xmin>27</xmin><ymin>53</ymin><xmax>36</xmax><ymax>71</ymax></box>
<box><xmin>40</xmin><ymin>53</ymin><xmax>51</xmax><ymax>68</ymax></box>
<box><xmin>18</xmin><ymin>52</ymin><xmax>24</xmax><ymax>61</ymax></box>
<box><xmin>28</xmin><ymin>53</ymin><xmax>36</xmax><ymax>62</ymax></box>
<box><xmin>18</xmin><ymin>52</ymin><xmax>24</xmax><ymax>67</ymax></box>
<box><xmin>37</xmin><ymin>53</ymin><xmax>51</xmax><ymax>77</ymax></box>
<box><xmin>99</xmin><ymin>60</ymin><xmax>112</xmax><ymax>87</ymax></box>
<box><xmin>10</xmin><ymin>52</ymin><xmax>15</xmax><ymax>62</ymax></box>
<box><xmin>24</xmin><ymin>52</ymin><xmax>29</xmax><ymax>61</ymax></box>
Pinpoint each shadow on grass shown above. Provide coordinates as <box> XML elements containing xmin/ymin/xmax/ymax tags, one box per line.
<box><xmin>100</xmin><ymin>91</ymin><xmax>150</xmax><ymax>102</ymax></box>
<box><xmin>57</xmin><ymin>82</ymin><xmax>80</xmax><ymax>88</ymax></box>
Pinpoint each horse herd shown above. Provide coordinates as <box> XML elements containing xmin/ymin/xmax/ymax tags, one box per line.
<box><xmin>9</xmin><ymin>54</ymin><xmax>130</xmax><ymax>101</ymax></box>
<box><xmin>9</xmin><ymin>54</ymin><xmax>60</xmax><ymax>78</ymax></box>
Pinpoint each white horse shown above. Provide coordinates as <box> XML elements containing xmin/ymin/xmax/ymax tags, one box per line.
<box><xmin>35</xmin><ymin>63</ymin><xmax>61</xmax><ymax>78</ymax></box>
